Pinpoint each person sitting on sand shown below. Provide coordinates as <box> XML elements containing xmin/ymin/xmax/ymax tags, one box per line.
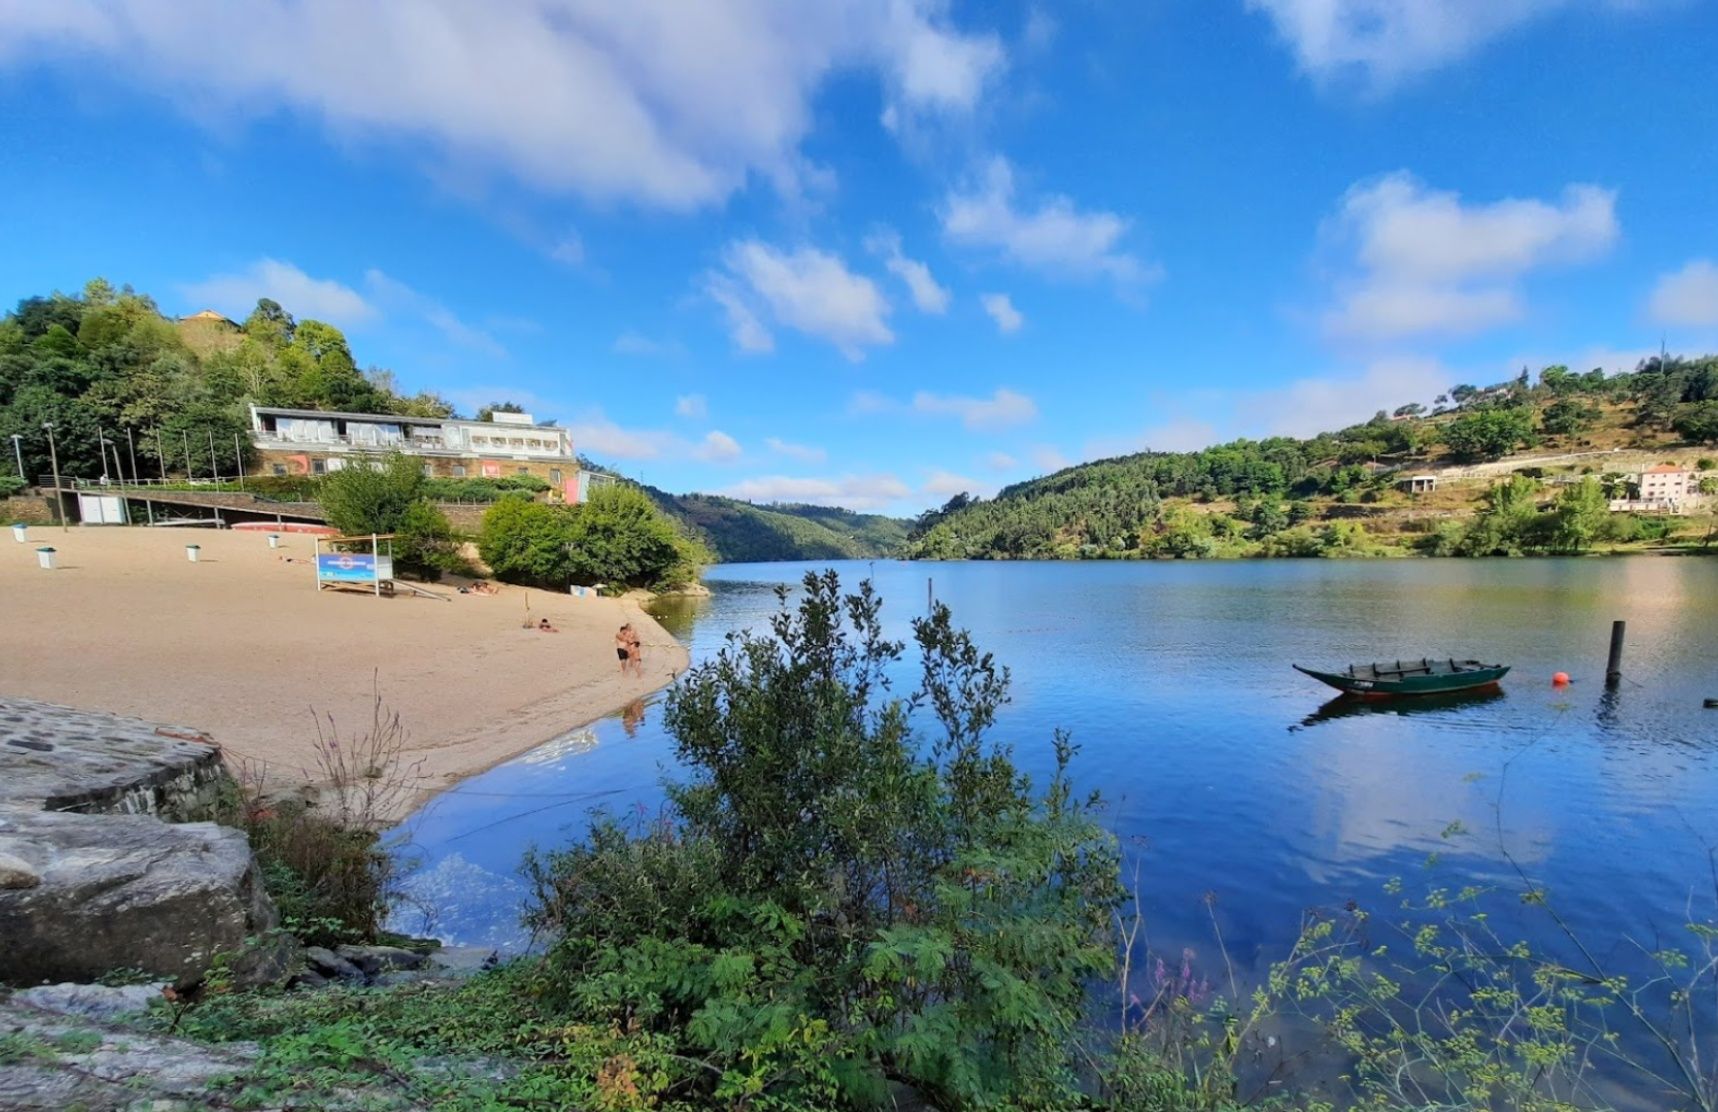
<box><xmin>538</xmin><ymin>617</ymin><xmax>558</xmax><ymax>633</ymax></box>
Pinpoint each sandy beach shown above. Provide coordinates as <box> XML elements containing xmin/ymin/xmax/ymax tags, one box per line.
<box><xmin>0</xmin><ymin>526</ymin><xmax>688</xmax><ymax>819</ymax></box>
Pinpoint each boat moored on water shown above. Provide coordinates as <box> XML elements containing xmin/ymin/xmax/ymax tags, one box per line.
<box><xmin>1293</xmin><ymin>658</ymin><xmax>1510</xmax><ymax>699</ymax></box>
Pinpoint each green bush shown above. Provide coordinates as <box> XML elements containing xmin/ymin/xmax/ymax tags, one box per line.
<box><xmin>478</xmin><ymin>483</ymin><xmax>706</xmax><ymax>590</ymax></box>
<box><xmin>422</xmin><ymin>475</ymin><xmax>549</xmax><ymax>503</ymax></box>
<box><xmin>0</xmin><ymin>474</ymin><xmax>26</xmax><ymax>498</ymax></box>
<box><xmin>394</xmin><ymin>501</ymin><xmax>466</xmax><ymax>582</ymax></box>
<box><xmin>564</xmin><ymin>483</ymin><xmax>707</xmax><ymax>589</ymax></box>
<box><xmin>523</xmin><ymin>573</ymin><xmax>1123</xmax><ymax>1109</ymax></box>
<box><xmin>476</xmin><ymin>498</ymin><xmax>576</xmax><ymax>587</ymax></box>
<box><xmin>316</xmin><ymin>453</ymin><xmax>422</xmax><ymax>535</ymax></box>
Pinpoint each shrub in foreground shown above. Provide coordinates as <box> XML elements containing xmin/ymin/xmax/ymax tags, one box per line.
<box><xmin>523</xmin><ymin>571</ymin><xmax>1124</xmax><ymax>1108</ymax></box>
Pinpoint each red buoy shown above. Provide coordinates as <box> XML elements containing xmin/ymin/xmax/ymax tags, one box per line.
<box><xmin>1552</xmin><ymin>672</ymin><xmax>1571</xmax><ymax>686</ymax></box>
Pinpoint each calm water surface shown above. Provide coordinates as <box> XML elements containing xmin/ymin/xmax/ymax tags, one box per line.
<box><xmin>393</xmin><ymin>558</ymin><xmax>1718</xmax><ymax>988</ymax></box>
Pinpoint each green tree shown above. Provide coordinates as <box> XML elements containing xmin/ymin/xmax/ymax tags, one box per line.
<box><xmin>316</xmin><ymin>453</ymin><xmax>424</xmax><ymax>535</ymax></box>
<box><xmin>1672</xmin><ymin>400</ymin><xmax>1718</xmax><ymax>445</ymax></box>
<box><xmin>1461</xmin><ymin>474</ymin><xmax>1542</xmax><ymax>555</ymax></box>
<box><xmin>242</xmin><ymin>298</ymin><xmax>295</xmax><ymax>348</ymax></box>
<box><xmin>1443</xmin><ymin>407</ymin><xmax>1535</xmax><ymax>462</ymax></box>
<box><xmin>1548</xmin><ymin>476</ymin><xmax>1610</xmax><ymax>553</ymax></box>
<box><xmin>474</xmin><ymin>400</ymin><xmax>525</xmax><ymax>422</ymax></box>
<box><xmin>564</xmin><ymin>482</ymin><xmax>707</xmax><ymax>589</ymax></box>
<box><xmin>394</xmin><ymin>500</ymin><xmax>463</xmax><ymax>581</ymax></box>
<box><xmin>1541</xmin><ymin>397</ymin><xmax>1600</xmax><ymax>436</ymax></box>
<box><xmin>477</xmin><ymin>497</ymin><xmax>576</xmax><ymax>587</ymax></box>
<box><xmin>524</xmin><ymin>573</ymin><xmax>1122</xmax><ymax>1109</ymax></box>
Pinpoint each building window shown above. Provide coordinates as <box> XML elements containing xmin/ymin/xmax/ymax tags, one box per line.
<box><xmin>272</xmin><ymin>464</ymin><xmax>287</xmax><ymax>477</ymax></box>
<box><xmin>311</xmin><ymin>459</ymin><xmax>326</xmax><ymax>475</ymax></box>
<box><xmin>550</xmin><ymin>468</ymin><xmax>562</xmax><ymax>484</ymax></box>
<box><xmin>518</xmin><ymin>466</ymin><xmax>530</xmax><ymax>475</ymax></box>
<box><xmin>451</xmin><ymin>464</ymin><xmax>466</xmax><ymax>477</ymax></box>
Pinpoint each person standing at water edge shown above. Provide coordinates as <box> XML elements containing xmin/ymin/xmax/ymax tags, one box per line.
<box><xmin>621</xmin><ymin>622</ymin><xmax>642</xmax><ymax>673</ymax></box>
<box><xmin>627</xmin><ymin>624</ymin><xmax>644</xmax><ymax>677</ymax></box>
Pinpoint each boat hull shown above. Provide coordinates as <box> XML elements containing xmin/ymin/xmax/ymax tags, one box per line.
<box><xmin>1294</xmin><ymin>663</ymin><xmax>1510</xmax><ymax>699</ymax></box>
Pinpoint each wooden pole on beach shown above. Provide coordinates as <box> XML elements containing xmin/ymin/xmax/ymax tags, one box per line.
<box><xmin>1605</xmin><ymin>620</ymin><xmax>1626</xmax><ymax>688</ymax></box>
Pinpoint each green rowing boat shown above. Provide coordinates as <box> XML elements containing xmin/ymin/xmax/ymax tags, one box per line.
<box><xmin>1293</xmin><ymin>658</ymin><xmax>1510</xmax><ymax>699</ymax></box>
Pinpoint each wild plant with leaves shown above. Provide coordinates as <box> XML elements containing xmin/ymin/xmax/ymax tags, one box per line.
<box><xmin>523</xmin><ymin>570</ymin><xmax>1124</xmax><ymax>1109</ymax></box>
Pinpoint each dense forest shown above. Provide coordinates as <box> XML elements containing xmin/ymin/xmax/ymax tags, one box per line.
<box><xmin>642</xmin><ymin>486</ymin><xmax>909</xmax><ymax>562</ymax></box>
<box><xmin>0</xmin><ymin>279</ymin><xmax>912</xmax><ymax>562</ymax></box>
<box><xmin>910</xmin><ymin>356</ymin><xmax>1718</xmax><ymax>561</ymax></box>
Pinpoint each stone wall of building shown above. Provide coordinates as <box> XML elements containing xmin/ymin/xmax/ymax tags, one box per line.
<box><xmin>2</xmin><ymin>495</ymin><xmax>56</xmax><ymax>525</ymax></box>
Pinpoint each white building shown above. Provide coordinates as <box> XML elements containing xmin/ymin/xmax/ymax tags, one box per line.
<box><xmin>248</xmin><ymin>406</ymin><xmax>584</xmax><ymax>499</ymax></box>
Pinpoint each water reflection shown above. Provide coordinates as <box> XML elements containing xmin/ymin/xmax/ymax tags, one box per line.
<box><xmin>1292</xmin><ymin>688</ymin><xmax>1508</xmax><ymax>730</ymax></box>
<box><xmin>392</xmin><ymin>557</ymin><xmax>1718</xmax><ymax>1004</ymax></box>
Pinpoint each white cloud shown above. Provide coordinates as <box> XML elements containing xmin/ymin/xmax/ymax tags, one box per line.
<box><xmin>1329</xmin><ymin>283</ymin><xmax>1521</xmax><ymax>339</ymax></box>
<box><xmin>979</xmin><ymin>292</ymin><xmax>1023</xmax><ymax>333</ymax></box>
<box><xmin>181</xmin><ymin>258</ymin><xmax>375</xmax><ymax>327</ymax></box>
<box><xmin>1140</xmin><ymin>418</ymin><xmax>1219</xmax><ymax>453</ymax></box>
<box><xmin>4</xmin><ymin>1</ymin><xmax>1002</xmax><ymax>211</ymax></box>
<box><xmin>1321</xmin><ymin>172</ymin><xmax>1619</xmax><ymax>340</ymax></box>
<box><xmin>911</xmin><ymin>387</ymin><xmax>1038</xmax><ymax>430</ymax></box>
<box><xmin>765</xmin><ymin>437</ymin><xmax>827</xmax><ymax>464</ymax></box>
<box><xmin>704</xmin><ymin>274</ymin><xmax>775</xmax><ymax>354</ymax></box>
<box><xmin>1022</xmin><ymin>8</ymin><xmax>1058</xmax><ymax>53</ymax></box>
<box><xmin>922</xmin><ymin>470</ymin><xmax>988</xmax><ymax>499</ymax></box>
<box><xmin>1245</xmin><ymin>0</ymin><xmax>1654</xmax><ymax>88</ymax></box>
<box><xmin>1030</xmin><ymin>445</ymin><xmax>1069</xmax><ymax>472</ymax></box>
<box><xmin>364</xmin><ymin>269</ymin><xmax>505</xmax><ymax>357</ymax></box>
<box><xmin>723</xmin><ymin>473</ymin><xmax>911</xmax><ymax>511</ymax></box>
<box><xmin>613</xmin><ymin>331</ymin><xmax>683</xmax><ymax>357</ymax></box>
<box><xmin>711</xmin><ymin>240</ymin><xmax>892</xmax><ymax>360</ymax></box>
<box><xmin>942</xmin><ymin>157</ymin><xmax>1156</xmax><ymax>285</ymax></box>
<box><xmin>865</xmin><ymin>228</ymin><xmax>950</xmax><ymax>314</ymax></box>
<box><xmin>565</xmin><ymin>417</ymin><xmax>679</xmax><ymax>461</ymax></box>
<box><xmin>847</xmin><ymin>390</ymin><xmax>895</xmax><ymax>416</ymax></box>
<box><xmin>695</xmin><ymin>430</ymin><xmax>742</xmax><ymax>462</ymax></box>
<box><xmin>1648</xmin><ymin>259</ymin><xmax>1718</xmax><ymax>327</ymax></box>
<box><xmin>985</xmin><ymin>451</ymin><xmax>1017</xmax><ymax>471</ymax></box>
<box><xmin>1237</xmin><ymin>356</ymin><xmax>1452</xmax><ymax>438</ymax></box>
<box><xmin>674</xmin><ymin>394</ymin><xmax>708</xmax><ymax>420</ymax></box>
<box><xmin>548</xmin><ymin>231</ymin><xmax>585</xmax><ymax>266</ymax></box>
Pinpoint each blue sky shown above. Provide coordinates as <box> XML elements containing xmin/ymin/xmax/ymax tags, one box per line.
<box><xmin>2</xmin><ymin>0</ymin><xmax>1716</xmax><ymax>514</ymax></box>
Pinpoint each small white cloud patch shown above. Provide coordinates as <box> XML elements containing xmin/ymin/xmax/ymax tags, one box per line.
<box><xmin>980</xmin><ymin>292</ymin><xmax>1024</xmax><ymax>334</ymax></box>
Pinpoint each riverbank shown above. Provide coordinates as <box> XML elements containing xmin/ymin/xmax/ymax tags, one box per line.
<box><xmin>0</xmin><ymin>527</ymin><xmax>688</xmax><ymax>820</ymax></box>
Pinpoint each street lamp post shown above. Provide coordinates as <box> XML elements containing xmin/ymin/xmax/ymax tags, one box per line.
<box><xmin>8</xmin><ymin>433</ymin><xmax>22</xmax><ymax>480</ymax></box>
<box><xmin>42</xmin><ymin>422</ymin><xmax>65</xmax><ymax>531</ymax></box>
<box><xmin>97</xmin><ymin>430</ymin><xmax>111</xmax><ymax>483</ymax></box>
<box><xmin>126</xmin><ymin>427</ymin><xmax>138</xmax><ymax>484</ymax></box>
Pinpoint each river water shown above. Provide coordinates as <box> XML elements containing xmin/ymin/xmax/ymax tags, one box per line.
<box><xmin>391</xmin><ymin>557</ymin><xmax>1718</xmax><ymax>1010</ymax></box>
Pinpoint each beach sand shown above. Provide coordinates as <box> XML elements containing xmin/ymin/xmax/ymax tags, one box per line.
<box><xmin>0</xmin><ymin>526</ymin><xmax>688</xmax><ymax>819</ymax></box>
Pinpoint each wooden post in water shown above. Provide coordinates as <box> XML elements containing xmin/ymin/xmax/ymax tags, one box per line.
<box><xmin>927</xmin><ymin>577</ymin><xmax>934</xmax><ymax>610</ymax></box>
<box><xmin>1605</xmin><ymin>620</ymin><xmax>1626</xmax><ymax>688</ymax></box>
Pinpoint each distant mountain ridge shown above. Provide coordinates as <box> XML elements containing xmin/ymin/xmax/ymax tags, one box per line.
<box><xmin>641</xmin><ymin>486</ymin><xmax>909</xmax><ymax>563</ymax></box>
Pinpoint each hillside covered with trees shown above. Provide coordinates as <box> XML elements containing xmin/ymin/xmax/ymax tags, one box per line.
<box><xmin>910</xmin><ymin>357</ymin><xmax>1718</xmax><ymax>561</ymax></box>
<box><xmin>0</xmin><ymin>279</ymin><xmax>909</xmax><ymax>562</ymax></box>
<box><xmin>642</xmin><ymin>486</ymin><xmax>909</xmax><ymax>562</ymax></box>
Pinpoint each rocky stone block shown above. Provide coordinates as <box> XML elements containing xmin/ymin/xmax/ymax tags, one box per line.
<box><xmin>0</xmin><ymin>807</ymin><xmax>276</xmax><ymax>987</ymax></box>
<box><xmin>335</xmin><ymin>943</ymin><xmax>427</xmax><ymax>975</ymax></box>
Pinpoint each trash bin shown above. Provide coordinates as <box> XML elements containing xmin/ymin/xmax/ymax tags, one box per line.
<box><xmin>11</xmin><ymin>523</ymin><xmax>27</xmax><ymax>543</ymax></box>
<box><xmin>186</xmin><ymin>544</ymin><xmax>201</xmax><ymax>563</ymax></box>
<box><xmin>36</xmin><ymin>546</ymin><xmax>56</xmax><ymax>570</ymax></box>
<box><xmin>267</xmin><ymin>533</ymin><xmax>281</xmax><ymax>548</ymax></box>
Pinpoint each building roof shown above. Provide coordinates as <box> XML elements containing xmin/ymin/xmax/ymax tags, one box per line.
<box><xmin>249</xmin><ymin>405</ymin><xmax>567</xmax><ymax>434</ymax></box>
<box><xmin>1644</xmin><ymin>464</ymin><xmax>1689</xmax><ymax>474</ymax></box>
<box><xmin>181</xmin><ymin>308</ymin><xmax>238</xmax><ymax>326</ymax></box>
